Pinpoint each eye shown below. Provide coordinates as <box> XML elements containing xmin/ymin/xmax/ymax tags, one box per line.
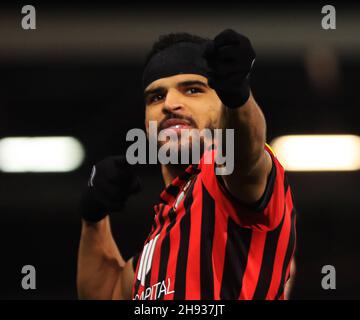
<box><xmin>148</xmin><ymin>94</ymin><xmax>164</xmax><ymax>104</ymax></box>
<box><xmin>185</xmin><ymin>87</ymin><xmax>203</xmax><ymax>95</ymax></box>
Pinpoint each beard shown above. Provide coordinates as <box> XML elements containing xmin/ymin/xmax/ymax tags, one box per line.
<box><xmin>156</xmin><ymin>125</ymin><xmax>216</xmax><ymax>166</ymax></box>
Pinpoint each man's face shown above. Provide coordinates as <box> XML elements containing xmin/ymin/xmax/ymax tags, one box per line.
<box><xmin>144</xmin><ymin>74</ymin><xmax>224</xmax><ymax>155</ymax></box>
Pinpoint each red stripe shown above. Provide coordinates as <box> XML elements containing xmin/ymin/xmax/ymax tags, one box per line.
<box><xmin>185</xmin><ymin>178</ymin><xmax>202</xmax><ymax>299</ymax></box>
<box><xmin>201</xmin><ymin>148</ymin><xmax>286</xmax><ymax>231</ymax></box>
<box><xmin>239</xmin><ymin>230</ymin><xmax>267</xmax><ymax>299</ymax></box>
<box><xmin>173</xmin><ymin>177</ymin><xmax>184</xmax><ymax>187</ymax></box>
<box><xmin>142</xmin><ymin>205</ymin><xmax>171</xmax><ymax>300</ymax></box>
<box><xmin>160</xmin><ymin>191</ymin><xmax>175</xmax><ymax>204</ymax></box>
<box><xmin>212</xmin><ymin>205</ymin><xmax>228</xmax><ymax>299</ymax></box>
<box><xmin>163</xmin><ymin>209</ymin><xmax>185</xmax><ymax>300</ymax></box>
<box><xmin>137</xmin><ymin>164</ymin><xmax>200</xmax><ymax>299</ymax></box>
<box><xmin>265</xmin><ymin>188</ymin><xmax>293</xmax><ymax>299</ymax></box>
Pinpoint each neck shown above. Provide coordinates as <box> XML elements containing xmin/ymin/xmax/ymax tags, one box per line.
<box><xmin>161</xmin><ymin>163</ymin><xmax>188</xmax><ymax>187</ymax></box>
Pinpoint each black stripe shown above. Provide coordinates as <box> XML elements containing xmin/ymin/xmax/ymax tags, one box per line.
<box><xmin>157</xmin><ymin>207</ymin><xmax>178</xmax><ymax>300</ymax></box>
<box><xmin>220</xmin><ymin>219</ymin><xmax>252</xmax><ymax>299</ymax></box>
<box><xmin>173</xmin><ymin>182</ymin><xmax>195</xmax><ymax>299</ymax></box>
<box><xmin>200</xmin><ymin>183</ymin><xmax>216</xmax><ymax>300</ymax></box>
<box><xmin>275</xmin><ymin>207</ymin><xmax>296</xmax><ymax>299</ymax></box>
<box><xmin>179</xmin><ymin>170</ymin><xmax>192</xmax><ymax>181</ymax></box>
<box><xmin>166</xmin><ymin>185</ymin><xmax>180</xmax><ymax>197</ymax></box>
<box><xmin>132</xmin><ymin>252</ymin><xmax>140</xmax><ymax>271</ymax></box>
<box><xmin>253</xmin><ymin>158</ymin><xmax>276</xmax><ymax>212</ymax></box>
<box><xmin>133</xmin><ymin>279</ymin><xmax>141</xmax><ymax>299</ymax></box>
<box><xmin>158</xmin><ymin>204</ymin><xmax>165</xmax><ymax>228</ymax></box>
<box><xmin>252</xmin><ymin>211</ymin><xmax>285</xmax><ymax>300</ymax></box>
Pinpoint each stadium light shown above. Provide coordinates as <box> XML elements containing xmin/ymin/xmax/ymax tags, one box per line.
<box><xmin>270</xmin><ymin>135</ymin><xmax>360</xmax><ymax>171</ymax></box>
<box><xmin>0</xmin><ymin>136</ymin><xmax>85</xmax><ymax>172</ymax></box>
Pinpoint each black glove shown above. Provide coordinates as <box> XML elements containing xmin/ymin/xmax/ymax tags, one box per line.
<box><xmin>80</xmin><ymin>156</ymin><xmax>141</xmax><ymax>223</ymax></box>
<box><xmin>203</xmin><ymin>29</ymin><xmax>256</xmax><ymax>108</ymax></box>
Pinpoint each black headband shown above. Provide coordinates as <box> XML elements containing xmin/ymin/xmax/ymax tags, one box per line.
<box><xmin>142</xmin><ymin>42</ymin><xmax>210</xmax><ymax>90</ymax></box>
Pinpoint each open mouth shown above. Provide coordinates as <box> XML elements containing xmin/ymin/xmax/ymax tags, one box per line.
<box><xmin>160</xmin><ymin>118</ymin><xmax>194</xmax><ymax>131</ymax></box>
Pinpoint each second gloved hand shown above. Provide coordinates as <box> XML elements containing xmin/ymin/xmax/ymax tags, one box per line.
<box><xmin>80</xmin><ymin>156</ymin><xmax>141</xmax><ymax>223</ymax></box>
<box><xmin>203</xmin><ymin>29</ymin><xmax>256</xmax><ymax>109</ymax></box>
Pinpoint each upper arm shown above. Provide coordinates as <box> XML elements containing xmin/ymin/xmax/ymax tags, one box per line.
<box><xmin>221</xmin><ymin>148</ymin><xmax>273</xmax><ymax>206</ymax></box>
<box><xmin>112</xmin><ymin>256</ymin><xmax>136</xmax><ymax>300</ymax></box>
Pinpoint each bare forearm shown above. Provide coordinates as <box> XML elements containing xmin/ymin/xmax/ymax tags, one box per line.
<box><xmin>77</xmin><ymin>216</ymin><xmax>125</xmax><ymax>299</ymax></box>
<box><xmin>222</xmin><ymin>93</ymin><xmax>267</xmax><ymax>175</ymax></box>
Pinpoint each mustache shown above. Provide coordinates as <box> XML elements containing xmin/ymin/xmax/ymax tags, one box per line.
<box><xmin>158</xmin><ymin>113</ymin><xmax>198</xmax><ymax>131</ymax></box>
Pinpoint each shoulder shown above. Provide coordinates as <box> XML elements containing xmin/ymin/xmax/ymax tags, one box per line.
<box><xmin>198</xmin><ymin>145</ymin><xmax>289</xmax><ymax>230</ymax></box>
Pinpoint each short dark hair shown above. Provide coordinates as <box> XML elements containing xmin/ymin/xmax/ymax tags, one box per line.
<box><xmin>144</xmin><ymin>32</ymin><xmax>209</xmax><ymax>67</ymax></box>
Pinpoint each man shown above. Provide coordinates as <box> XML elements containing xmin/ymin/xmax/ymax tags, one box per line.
<box><xmin>77</xmin><ymin>29</ymin><xmax>296</xmax><ymax>300</ymax></box>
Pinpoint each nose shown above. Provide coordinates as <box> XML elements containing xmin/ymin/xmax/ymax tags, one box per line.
<box><xmin>162</xmin><ymin>88</ymin><xmax>184</xmax><ymax>113</ymax></box>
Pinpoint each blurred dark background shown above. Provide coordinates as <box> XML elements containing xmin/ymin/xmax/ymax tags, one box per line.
<box><xmin>0</xmin><ymin>1</ymin><xmax>359</xmax><ymax>299</ymax></box>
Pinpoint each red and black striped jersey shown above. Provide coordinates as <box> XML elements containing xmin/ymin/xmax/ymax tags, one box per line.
<box><xmin>132</xmin><ymin>144</ymin><xmax>296</xmax><ymax>300</ymax></box>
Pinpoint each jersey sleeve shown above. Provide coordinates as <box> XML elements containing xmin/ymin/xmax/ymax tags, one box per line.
<box><xmin>200</xmin><ymin>144</ymin><xmax>287</xmax><ymax>231</ymax></box>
